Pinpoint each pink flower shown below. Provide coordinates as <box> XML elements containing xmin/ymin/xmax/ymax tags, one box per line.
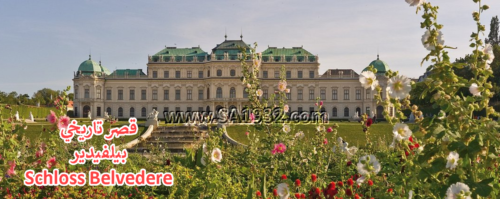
<box><xmin>320</xmin><ymin>101</ymin><xmax>323</xmax><ymax>106</ymax></box>
<box><xmin>46</xmin><ymin>110</ymin><xmax>57</xmax><ymax>124</ymax></box>
<box><xmin>36</xmin><ymin>148</ymin><xmax>44</xmax><ymax>158</ymax></box>
<box><xmin>272</xmin><ymin>143</ymin><xmax>287</xmax><ymax>155</ymax></box>
<box><xmin>47</xmin><ymin>157</ymin><xmax>56</xmax><ymax>169</ymax></box>
<box><xmin>323</xmin><ymin>138</ymin><xmax>328</xmax><ymax>145</ymax></box>
<box><xmin>7</xmin><ymin>161</ymin><xmax>16</xmax><ymax>176</ymax></box>
<box><xmin>249</xmin><ymin>113</ymin><xmax>255</xmax><ymax>123</ymax></box>
<box><xmin>327</xmin><ymin>127</ymin><xmax>333</xmax><ymax>133</ymax></box>
<box><xmin>315</xmin><ymin>103</ymin><xmax>318</xmax><ymax>106</ymax></box>
<box><xmin>57</xmin><ymin>115</ymin><xmax>70</xmax><ymax>130</ymax></box>
<box><xmin>245</xmin><ymin>132</ymin><xmax>249</xmax><ymax>136</ymax></box>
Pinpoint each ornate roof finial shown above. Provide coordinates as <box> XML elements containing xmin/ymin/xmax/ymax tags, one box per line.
<box><xmin>240</xmin><ymin>28</ymin><xmax>243</xmax><ymax>40</ymax></box>
<box><xmin>99</xmin><ymin>60</ymin><xmax>102</xmax><ymax>66</ymax></box>
<box><xmin>89</xmin><ymin>54</ymin><xmax>91</xmax><ymax>60</ymax></box>
<box><xmin>377</xmin><ymin>53</ymin><xmax>379</xmax><ymax>60</ymax></box>
<box><xmin>225</xmin><ymin>28</ymin><xmax>227</xmax><ymax>41</ymax></box>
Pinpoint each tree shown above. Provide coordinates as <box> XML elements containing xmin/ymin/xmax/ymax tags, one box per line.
<box><xmin>486</xmin><ymin>16</ymin><xmax>499</xmax><ymax>45</ymax></box>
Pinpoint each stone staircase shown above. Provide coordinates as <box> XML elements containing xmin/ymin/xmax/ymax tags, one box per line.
<box><xmin>126</xmin><ymin>125</ymin><xmax>209</xmax><ymax>156</ymax></box>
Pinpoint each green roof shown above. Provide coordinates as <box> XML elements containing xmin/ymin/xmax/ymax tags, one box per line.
<box><xmin>212</xmin><ymin>40</ymin><xmax>250</xmax><ymax>55</ymax></box>
<box><xmin>154</xmin><ymin>47</ymin><xmax>208</xmax><ymax>56</ymax></box>
<box><xmin>363</xmin><ymin>55</ymin><xmax>389</xmax><ymax>74</ymax></box>
<box><xmin>78</xmin><ymin>55</ymin><xmax>111</xmax><ymax>75</ymax></box>
<box><xmin>109</xmin><ymin>69</ymin><xmax>146</xmax><ymax>77</ymax></box>
<box><xmin>261</xmin><ymin>47</ymin><xmax>316</xmax><ymax>62</ymax></box>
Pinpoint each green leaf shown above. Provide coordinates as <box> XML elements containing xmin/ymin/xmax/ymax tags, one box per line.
<box><xmin>106</xmin><ymin>185</ymin><xmax>114</xmax><ymax>194</ymax></box>
<box><xmin>474</xmin><ymin>178</ymin><xmax>494</xmax><ymax>197</ymax></box>
<box><xmin>246</xmin><ymin>174</ymin><xmax>255</xmax><ymax>199</ymax></box>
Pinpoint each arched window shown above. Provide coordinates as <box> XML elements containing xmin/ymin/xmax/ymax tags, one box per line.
<box><xmin>130</xmin><ymin>107</ymin><xmax>135</xmax><ymax>117</ymax></box>
<box><xmin>243</xmin><ymin>88</ymin><xmax>248</xmax><ymax>98</ymax></box>
<box><xmin>118</xmin><ymin>107</ymin><xmax>123</xmax><ymax>117</ymax></box>
<box><xmin>344</xmin><ymin>107</ymin><xmax>349</xmax><ymax>117</ymax></box>
<box><xmin>106</xmin><ymin>107</ymin><xmax>111</xmax><ymax>115</ymax></box>
<box><xmin>230</xmin><ymin>69</ymin><xmax>236</xmax><ymax>76</ymax></box>
<box><xmin>230</xmin><ymin>87</ymin><xmax>236</xmax><ymax>98</ymax></box>
<box><xmin>217</xmin><ymin>69</ymin><xmax>222</xmax><ymax>77</ymax></box>
<box><xmin>355</xmin><ymin>107</ymin><xmax>361</xmax><ymax>117</ymax></box>
<box><xmin>332</xmin><ymin>107</ymin><xmax>337</xmax><ymax>117</ymax></box>
<box><xmin>141</xmin><ymin>107</ymin><xmax>146</xmax><ymax>117</ymax></box>
<box><xmin>216</xmin><ymin>87</ymin><xmax>223</xmax><ymax>98</ymax></box>
<box><xmin>207</xmin><ymin>70</ymin><xmax>210</xmax><ymax>77</ymax></box>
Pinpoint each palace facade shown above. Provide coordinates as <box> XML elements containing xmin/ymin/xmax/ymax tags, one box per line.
<box><xmin>73</xmin><ymin>37</ymin><xmax>393</xmax><ymax>120</ymax></box>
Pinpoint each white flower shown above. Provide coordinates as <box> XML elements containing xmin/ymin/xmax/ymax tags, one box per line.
<box><xmin>359</xmin><ymin>71</ymin><xmax>379</xmax><ymax>90</ymax></box>
<box><xmin>469</xmin><ymin>83</ymin><xmax>481</xmax><ymax>96</ymax></box>
<box><xmin>295</xmin><ymin>131</ymin><xmax>305</xmax><ymax>139</ymax></box>
<box><xmin>256</xmin><ymin>89</ymin><xmax>263</xmax><ymax>97</ymax></box>
<box><xmin>211</xmin><ymin>148</ymin><xmax>222</xmax><ymax>163</ymax></box>
<box><xmin>405</xmin><ymin>0</ymin><xmax>425</xmax><ymax>7</ymax></box>
<box><xmin>246</xmin><ymin>83</ymin><xmax>251</xmax><ymax>88</ymax></box>
<box><xmin>446</xmin><ymin>182</ymin><xmax>471</xmax><ymax>199</ymax></box>
<box><xmin>202</xmin><ymin>143</ymin><xmax>208</xmax><ymax>154</ymax></box>
<box><xmin>356</xmin><ymin>176</ymin><xmax>366</xmax><ymax>186</ymax></box>
<box><xmin>387</xmin><ymin>75</ymin><xmax>412</xmax><ymax>99</ymax></box>
<box><xmin>276</xmin><ymin>183</ymin><xmax>290</xmax><ymax>199</ymax></box>
<box><xmin>282</xmin><ymin>124</ymin><xmax>291</xmax><ymax>133</ymax></box>
<box><xmin>285</xmin><ymin>88</ymin><xmax>290</xmax><ymax>93</ymax></box>
<box><xmin>393</xmin><ymin>123</ymin><xmax>412</xmax><ymax>141</ymax></box>
<box><xmin>316</xmin><ymin>126</ymin><xmax>325</xmax><ymax>132</ymax></box>
<box><xmin>446</xmin><ymin>151</ymin><xmax>459</xmax><ymax>169</ymax></box>
<box><xmin>437</xmin><ymin>110</ymin><xmax>446</xmax><ymax>120</ymax></box>
<box><xmin>421</xmin><ymin>30</ymin><xmax>445</xmax><ymax>51</ymax></box>
<box><xmin>483</xmin><ymin>44</ymin><xmax>495</xmax><ymax>69</ymax></box>
<box><xmin>283</xmin><ymin>104</ymin><xmax>289</xmax><ymax>113</ymax></box>
<box><xmin>356</xmin><ymin>155</ymin><xmax>381</xmax><ymax>176</ymax></box>
<box><xmin>253</xmin><ymin>55</ymin><xmax>261</xmax><ymax>69</ymax></box>
<box><xmin>409</xmin><ymin>190</ymin><xmax>414</xmax><ymax>199</ymax></box>
<box><xmin>278</xmin><ymin>81</ymin><xmax>287</xmax><ymax>92</ymax></box>
<box><xmin>417</xmin><ymin>145</ymin><xmax>424</xmax><ymax>153</ymax></box>
<box><xmin>200</xmin><ymin>157</ymin><xmax>206</xmax><ymax>166</ymax></box>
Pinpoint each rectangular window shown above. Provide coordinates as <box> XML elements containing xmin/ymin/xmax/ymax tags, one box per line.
<box><xmin>207</xmin><ymin>70</ymin><xmax>210</xmax><ymax>77</ymax></box>
<box><xmin>106</xmin><ymin>89</ymin><xmax>111</xmax><ymax>100</ymax></box>
<box><xmin>164</xmin><ymin>71</ymin><xmax>169</xmax><ymax>78</ymax></box>
<box><xmin>298</xmin><ymin>71</ymin><xmax>303</xmax><ymax>78</ymax></box>
<box><xmin>96</xmin><ymin>89</ymin><xmax>101</xmax><ymax>99</ymax></box>
<box><xmin>263</xmin><ymin>89</ymin><xmax>268</xmax><ymax>99</ymax></box>
<box><xmin>187</xmin><ymin>89</ymin><xmax>192</xmax><ymax>100</ymax></box>
<box><xmin>164</xmin><ymin>90</ymin><xmax>169</xmax><ymax>100</ymax></box>
<box><xmin>344</xmin><ymin>89</ymin><xmax>350</xmax><ymax>100</ymax></box>
<box><xmin>198</xmin><ymin>71</ymin><xmax>203</xmax><ymax>78</ymax></box>
<box><xmin>74</xmin><ymin>89</ymin><xmax>78</xmax><ymax>99</ymax></box>
<box><xmin>187</xmin><ymin>71</ymin><xmax>192</xmax><ymax>78</ymax></box>
<box><xmin>130</xmin><ymin>90</ymin><xmax>135</xmax><ymax>100</ymax></box>
<box><xmin>309</xmin><ymin>71</ymin><xmax>314</xmax><ymax>78</ymax></box>
<box><xmin>320</xmin><ymin>89</ymin><xmax>326</xmax><ymax>100</ymax></box>
<box><xmin>332</xmin><ymin>89</ymin><xmax>338</xmax><ymax>100</ymax></box>
<box><xmin>164</xmin><ymin>107</ymin><xmax>169</xmax><ymax>114</ymax></box>
<box><xmin>309</xmin><ymin>89</ymin><xmax>315</xmax><ymax>100</ymax></box>
<box><xmin>187</xmin><ymin>107</ymin><xmax>192</xmax><ymax>112</ymax></box>
<box><xmin>198</xmin><ymin>89</ymin><xmax>204</xmax><ymax>100</ymax></box>
<box><xmin>175</xmin><ymin>107</ymin><xmax>181</xmax><ymax>112</ymax></box>
<box><xmin>286</xmin><ymin>71</ymin><xmax>291</xmax><ymax>79</ymax></box>
<box><xmin>263</xmin><ymin>71</ymin><xmax>268</xmax><ymax>78</ymax></box>
<box><xmin>243</xmin><ymin>89</ymin><xmax>248</xmax><ymax>98</ymax></box>
<box><xmin>118</xmin><ymin>90</ymin><xmax>123</xmax><ymax>100</ymax></box>
<box><xmin>175</xmin><ymin>71</ymin><xmax>181</xmax><ymax>78</ymax></box>
<box><xmin>356</xmin><ymin>89</ymin><xmax>361</xmax><ymax>100</ymax></box>
<box><xmin>298</xmin><ymin>107</ymin><xmax>303</xmax><ymax>113</ymax></box>
<box><xmin>175</xmin><ymin>89</ymin><xmax>181</xmax><ymax>100</ymax></box>
<box><xmin>152</xmin><ymin>89</ymin><xmax>158</xmax><ymax>100</ymax></box>
<box><xmin>274</xmin><ymin>71</ymin><xmax>279</xmax><ymax>78</ymax></box>
<box><xmin>198</xmin><ymin>107</ymin><xmax>203</xmax><ymax>112</ymax></box>
<box><xmin>152</xmin><ymin>71</ymin><xmax>157</xmax><ymax>78</ymax></box>
<box><xmin>141</xmin><ymin>89</ymin><xmax>146</xmax><ymax>100</ymax></box>
<box><xmin>97</xmin><ymin>107</ymin><xmax>101</xmax><ymax>117</ymax></box>
<box><xmin>366</xmin><ymin>89</ymin><xmax>371</xmax><ymax>99</ymax></box>
<box><xmin>84</xmin><ymin>89</ymin><xmax>90</xmax><ymax>99</ymax></box>
<box><xmin>366</xmin><ymin>107</ymin><xmax>371</xmax><ymax>116</ymax></box>
<box><xmin>298</xmin><ymin>89</ymin><xmax>303</xmax><ymax>100</ymax></box>
<box><xmin>286</xmin><ymin>92</ymin><xmax>291</xmax><ymax>100</ymax></box>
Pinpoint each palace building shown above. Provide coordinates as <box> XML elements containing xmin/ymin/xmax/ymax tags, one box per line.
<box><xmin>73</xmin><ymin>37</ymin><xmax>393</xmax><ymax>120</ymax></box>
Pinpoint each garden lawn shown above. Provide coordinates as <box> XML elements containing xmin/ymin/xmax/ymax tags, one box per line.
<box><xmin>226</xmin><ymin>121</ymin><xmax>418</xmax><ymax>147</ymax></box>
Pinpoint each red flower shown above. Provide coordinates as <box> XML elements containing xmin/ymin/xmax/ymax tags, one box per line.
<box><xmin>273</xmin><ymin>189</ymin><xmax>278</xmax><ymax>196</ymax></box>
<box><xmin>337</xmin><ymin>181</ymin><xmax>344</xmax><ymax>187</ymax></box>
<box><xmin>354</xmin><ymin>193</ymin><xmax>360</xmax><ymax>199</ymax></box>
<box><xmin>345</xmin><ymin>189</ymin><xmax>353</xmax><ymax>196</ymax></box>
<box><xmin>315</xmin><ymin>187</ymin><xmax>321</xmax><ymax>194</ymax></box>
<box><xmin>347</xmin><ymin>178</ymin><xmax>354</xmax><ymax>186</ymax></box>
<box><xmin>409</xmin><ymin>136</ymin><xmax>414</xmax><ymax>143</ymax></box>
<box><xmin>387</xmin><ymin>188</ymin><xmax>393</xmax><ymax>193</ymax></box>
<box><xmin>311</xmin><ymin>174</ymin><xmax>317</xmax><ymax>182</ymax></box>
<box><xmin>323</xmin><ymin>138</ymin><xmax>328</xmax><ymax>145</ymax></box>
<box><xmin>295</xmin><ymin>193</ymin><xmax>301</xmax><ymax>198</ymax></box>
<box><xmin>366</xmin><ymin>118</ymin><xmax>373</xmax><ymax>127</ymax></box>
<box><xmin>347</xmin><ymin>161</ymin><xmax>352</xmax><ymax>166</ymax></box>
<box><xmin>301</xmin><ymin>193</ymin><xmax>305</xmax><ymax>198</ymax></box>
<box><xmin>320</xmin><ymin>101</ymin><xmax>324</xmax><ymax>106</ymax></box>
<box><xmin>327</xmin><ymin>127</ymin><xmax>333</xmax><ymax>133</ymax></box>
<box><xmin>46</xmin><ymin>157</ymin><xmax>56</xmax><ymax>169</ymax></box>
<box><xmin>295</xmin><ymin>179</ymin><xmax>301</xmax><ymax>187</ymax></box>
<box><xmin>256</xmin><ymin>191</ymin><xmax>261</xmax><ymax>197</ymax></box>
<box><xmin>281</xmin><ymin>174</ymin><xmax>287</xmax><ymax>180</ymax></box>
<box><xmin>368</xmin><ymin>180</ymin><xmax>373</xmax><ymax>186</ymax></box>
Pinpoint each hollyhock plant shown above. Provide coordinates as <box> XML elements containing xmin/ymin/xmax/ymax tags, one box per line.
<box><xmin>57</xmin><ymin>115</ymin><xmax>70</xmax><ymax>130</ymax></box>
<box><xmin>483</xmin><ymin>43</ymin><xmax>495</xmax><ymax>68</ymax></box>
<box><xmin>446</xmin><ymin>182</ymin><xmax>471</xmax><ymax>199</ymax></box>
<box><xmin>405</xmin><ymin>0</ymin><xmax>425</xmax><ymax>7</ymax></box>
<box><xmin>357</xmin><ymin>155</ymin><xmax>381</xmax><ymax>176</ymax></box>
<box><xmin>283</xmin><ymin>104</ymin><xmax>289</xmax><ymax>113</ymax></box>
<box><xmin>282</xmin><ymin>124</ymin><xmax>291</xmax><ymax>133</ymax></box>
<box><xmin>46</xmin><ymin>110</ymin><xmax>57</xmax><ymax>124</ymax></box>
<box><xmin>392</xmin><ymin>123</ymin><xmax>412</xmax><ymax>141</ymax></box>
<box><xmin>281</xmin><ymin>174</ymin><xmax>287</xmax><ymax>180</ymax></box>
<box><xmin>295</xmin><ymin>179</ymin><xmax>301</xmax><ymax>187</ymax></box>
<box><xmin>311</xmin><ymin>174</ymin><xmax>317</xmax><ymax>182</ymax></box>
<box><xmin>47</xmin><ymin>157</ymin><xmax>56</xmax><ymax>169</ymax></box>
<box><xmin>366</xmin><ymin>118</ymin><xmax>373</xmax><ymax>127</ymax></box>
<box><xmin>6</xmin><ymin>161</ymin><xmax>16</xmax><ymax>177</ymax></box>
<box><xmin>277</xmin><ymin>183</ymin><xmax>290</xmax><ymax>199</ymax></box>
<box><xmin>446</xmin><ymin>151</ymin><xmax>459</xmax><ymax>170</ymax></box>
<box><xmin>421</xmin><ymin>30</ymin><xmax>445</xmax><ymax>51</ymax></box>
<box><xmin>387</xmin><ymin>75</ymin><xmax>412</xmax><ymax>99</ymax></box>
<box><xmin>272</xmin><ymin>143</ymin><xmax>287</xmax><ymax>155</ymax></box>
<box><xmin>359</xmin><ymin>71</ymin><xmax>379</xmax><ymax>90</ymax></box>
<box><xmin>256</xmin><ymin>89</ymin><xmax>263</xmax><ymax>97</ymax></box>
<box><xmin>211</xmin><ymin>148</ymin><xmax>222</xmax><ymax>163</ymax></box>
<box><xmin>278</xmin><ymin>80</ymin><xmax>287</xmax><ymax>92</ymax></box>
<box><xmin>469</xmin><ymin>83</ymin><xmax>481</xmax><ymax>96</ymax></box>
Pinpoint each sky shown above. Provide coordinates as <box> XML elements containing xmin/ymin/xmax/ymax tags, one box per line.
<box><xmin>0</xmin><ymin>0</ymin><xmax>499</xmax><ymax>95</ymax></box>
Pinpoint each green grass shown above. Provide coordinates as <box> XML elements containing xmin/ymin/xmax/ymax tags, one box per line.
<box><xmin>19</xmin><ymin>120</ymin><xmax>145</xmax><ymax>144</ymax></box>
<box><xmin>227</xmin><ymin>122</ymin><xmax>415</xmax><ymax>147</ymax></box>
<box><xmin>1</xmin><ymin>104</ymin><xmax>58</xmax><ymax>120</ymax></box>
